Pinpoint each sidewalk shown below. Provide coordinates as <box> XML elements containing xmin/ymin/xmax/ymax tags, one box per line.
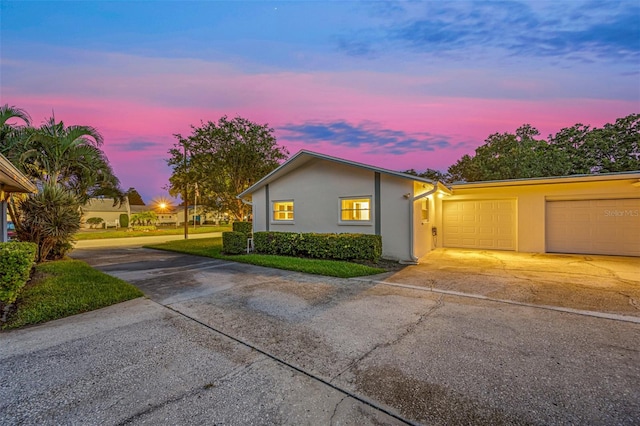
<box><xmin>74</xmin><ymin>232</ymin><xmax>223</xmax><ymax>248</ymax></box>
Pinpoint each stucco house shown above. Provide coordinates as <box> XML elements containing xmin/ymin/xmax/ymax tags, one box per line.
<box><xmin>0</xmin><ymin>153</ymin><xmax>37</xmax><ymax>242</ymax></box>
<box><xmin>238</xmin><ymin>150</ymin><xmax>640</xmax><ymax>262</ymax></box>
<box><xmin>81</xmin><ymin>198</ymin><xmax>131</xmax><ymax>228</ymax></box>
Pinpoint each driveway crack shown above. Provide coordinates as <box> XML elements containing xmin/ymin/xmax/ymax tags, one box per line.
<box><xmin>330</xmin><ymin>295</ymin><xmax>445</xmax><ymax>383</ymax></box>
<box><xmin>330</xmin><ymin>395</ymin><xmax>347</xmax><ymax>425</ymax></box>
<box><xmin>626</xmin><ymin>295</ymin><xmax>640</xmax><ymax>311</ymax></box>
<box><xmin>115</xmin><ymin>356</ymin><xmax>267</xmax><ymax>425</ymax></box>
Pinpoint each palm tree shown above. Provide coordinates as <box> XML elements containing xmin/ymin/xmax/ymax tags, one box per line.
<box><xmin>0</xmin><ymin>104</ymin><xmax>31</xmax><ymax>127</ymax></box>
<box><xmin>21</xmin><ymin>117</ymin><xmax>123</xmax><ymax>202</ymax></box>
<box><xmin>4</xmin><ymin>111</ymin><xmax>124</xmax><ymax>260</ymax></box>
<box><xmin>0</xmin><ymin>104</ymin><xmax>32</xmax><ymax>163</ymax></box>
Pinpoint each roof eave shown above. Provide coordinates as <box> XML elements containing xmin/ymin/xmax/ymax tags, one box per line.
<box><xmin>238</xmin><ymin>149</ymin><xmax>435</xmax><ymax>199</ymax></box>
<box><xmin>451</xmin><ymin>171</ymin><xmax>640</xmax><ymax>189</ymax></box>
<box><xmin>0</xmin><ymin>154</ymin><xmax>37</xmax><ymax>194</ymax></box>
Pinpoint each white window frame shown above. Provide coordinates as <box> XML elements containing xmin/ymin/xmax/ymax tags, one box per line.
<box><xmin>271</xmin><ymin>200</ymin><xmax>295</xmax><ymax>224</ymax></box>
<box><xmin>339</xmin><ymin>196</ymin><xmax>373</xmax><ymax>225</ymax></box>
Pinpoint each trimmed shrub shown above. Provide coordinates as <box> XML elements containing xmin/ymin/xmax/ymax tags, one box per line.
<box><xmin>232</xmin><ymin>221</ymin><xmax>253</xmax><ymax>237</ymax></box>
<box><xmin>86</xmin><ymin>217</ymin><xmax>104</xmax><ymax>228</ymax></box>
<box><xmin>253</xmin><ymin>232</ymin><xmax>382</xmax><ymax>261</ymax></box>
<box><xmin>119</xmin><ymin>213</ymin><xmax>129</xmax><ymax>228</ymax></box>
<box><xmin>0</xmin><ymin>242</ymin><xmax>37</xmax><ymax>305</ymax></box>
<box><xmin>222</xmin><ymin>231</ymin><xmax>247</xmax><ymax>254</ymax></box>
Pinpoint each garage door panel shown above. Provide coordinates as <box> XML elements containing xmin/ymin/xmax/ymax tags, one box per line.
<box><xmin>546</xmin><ymin>199</ymin><xmax>640</xmax><ymax>256</ymax></box>
<box><xmin>443</xmin><ymin>200</ymin><xmax>516</xmax><ymax>250</ymax></box>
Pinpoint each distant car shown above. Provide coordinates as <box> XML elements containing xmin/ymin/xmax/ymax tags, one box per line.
<box><xmin>7</xmin><ymin>221</ymin><xmax>16</xmax><ymax>240</ymax></box>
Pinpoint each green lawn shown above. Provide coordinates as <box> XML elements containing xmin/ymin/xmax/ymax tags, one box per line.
<box><xmin>75</xmin><ymin>225</ymin><xmax>231</xmax><ymax>240</ymax></box>
<box><xmin>146</xmin><ymin>237</ymin><xmax>387</xmax><ymax>278</ymax></box>
<box><xmin>2</xmin><ymin>260</ymin><xmax>143</xmax><ymax>330</ymax></box>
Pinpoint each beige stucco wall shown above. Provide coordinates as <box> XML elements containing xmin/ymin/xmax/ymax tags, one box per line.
<box><xmin>262</xmin><ymin>159</ymin><xmax>376</xmax><ymax>234</ymax></box>
<box><xmin>379</xmin><ymin>174</ymin><xmax>413</xmax><ymax>261</ymax></box>
<box><xmin>82</xmin><ymin>211</ymin><xmax>125</xmax><ymax>228</ymax></box>
<box><xmin>435</xmin><ymin>177</ymin><xmax>640</xmax><ymax>253</ymax></box>
<box><xmin>252</xmin><ymin>187</ymin><xmax>267</xmax><ymax>231</ymax></box>
<box><xmin>250</xmin><ymin>158</ymin><xmax>418</xmax><ymax>261</ymax></box>
<box><xmin>81</xmin><ymin>199</ymin><xmax>130</xmax><ymax>228</ymax></box>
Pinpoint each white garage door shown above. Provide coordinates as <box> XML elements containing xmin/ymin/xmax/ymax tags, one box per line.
<box><xmin>443</xmin><ymin>200</ymin><xmax>516</xmax><ymax>250</ymax></box>
<box><xmin>546</xmin><ymin>199</ymin><xmax>640</xmax><ymax>256</ymax></box>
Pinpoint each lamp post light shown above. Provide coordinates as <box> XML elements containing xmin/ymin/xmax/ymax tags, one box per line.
<box><xmin>183</xmin><ymin>143</ymin><xmax>189</xmax><ymax>240</ymax></box>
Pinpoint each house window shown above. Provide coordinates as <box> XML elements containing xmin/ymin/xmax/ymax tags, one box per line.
<box><xmin>273</xmin><ymin>201</ymin><xmax>294</xmax><ymax>221</ymax></box>
<box><xmin>340</xmin><ymin>197</ymin><xmax>371</xmax><ymax>222</ymax></box>
<box><xmin>421</xmin><ymin>198</ymin><xmax>429</xmax><ymax>222</ymax></box>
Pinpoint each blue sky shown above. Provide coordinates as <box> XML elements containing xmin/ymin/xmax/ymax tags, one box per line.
<box><xmin>2</xmin><ymin>0</ymin><xmax>638</xmax><ymax>202</ymax></box>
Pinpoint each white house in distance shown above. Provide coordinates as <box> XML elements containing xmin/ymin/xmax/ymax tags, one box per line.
<box><xmin>81</xmin><ymin>198</ymin><xmax>130</xmax><ymax>228</ymax></box>
<box><xmin>238</xmin><ymin>150</ymin><xmax>640</xmax><ymax>263</ymax></box>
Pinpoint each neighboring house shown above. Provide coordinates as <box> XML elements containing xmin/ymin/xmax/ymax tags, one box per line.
<box><xmin>129</xmin><ymin>204</ymin><xmax>149</xmax><ymax>215</ymax></box>
<box><xmin>238</xmin><ymin>150</ymin><xmax>640</xmax><ymax>262</ymax></box>
<box><xmin>130</xmin><ymin>204</ymin><xmax>179</xmax><ymax>226</ymax></box>
<box><xmin>81</xmin><ymin>198</ymin><xmax>131</xmax><ymax>228</ymax></box>
<box><xmin>187</xmin><ymin>206</ymin><xmax>229</xmax><ymax>224</ymax></box>
<box><xmin>169</xmin><ymin>205</ymin><xmax>229</xmax><ymax>225</ymax></box>
<box><xmin>0</xmin><ymin>153</ymin><xmax>37</xmax><ymax>242</ymax></box>
<box><xmin>157</xmin><ymin>208</ymin><xmax>179</xmax><ymax>225</ymax></box>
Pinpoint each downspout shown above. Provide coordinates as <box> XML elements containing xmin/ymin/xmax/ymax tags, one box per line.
<box><xmin>1</xmin><ymin>185</ymin><xmax>6</xmax><ymax>243</ymax></box>
<box><xmin>399</xmin><ymin>183</ymin><xmax>439</xmax><ymax>265</ymax></box>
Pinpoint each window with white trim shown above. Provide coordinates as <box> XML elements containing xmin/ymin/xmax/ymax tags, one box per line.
<box><xmin>273</xmin><ymin>201</ymin><xmax>294</xmax><ymax>221</ymax></box>
<box><xmin>340</xmin><ymin>197</ymin><xmax>371</xmax><ymax>222</ymax></box>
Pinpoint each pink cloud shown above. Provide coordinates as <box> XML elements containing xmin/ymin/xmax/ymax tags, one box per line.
<box><xmin>5</xmin><ymin>50</ymin><xmax>637</xmax><ymax>200</ymax></box>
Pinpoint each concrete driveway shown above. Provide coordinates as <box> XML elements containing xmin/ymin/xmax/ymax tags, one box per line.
<box><xmin>2</xmin><ymin>247</ymin><xmax>639</xmax><ymax>425</ymax></box>
<box><xmin>381</xmin><ymin>249</ymin><xmax>640</xmax><ymax>319</ymax></box>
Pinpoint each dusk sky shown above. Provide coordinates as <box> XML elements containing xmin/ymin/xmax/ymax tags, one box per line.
<box><xmin>2</xmin><ymin>0</ymin><xmax>639</xmax><ymax>203</ymax></box>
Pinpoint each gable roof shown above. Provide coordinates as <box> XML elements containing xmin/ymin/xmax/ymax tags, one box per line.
<box><xmin>238</xmin><ymin>150</ymin><xmax>436</xmax><ymax>199</ymax></box>
<box><xmin>82</xmin><ymin>198</ymin><xmax>129</xmax><ymax>213</ymax></box>
<box><xmin>0</xmin><ymin>153</ymin><xmax>37</xmax><ymax>193</ymax></box>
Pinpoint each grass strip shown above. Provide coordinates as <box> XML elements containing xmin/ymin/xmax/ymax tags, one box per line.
<box><xmin>74</xmin><ymin>225</ymin><xmax>231</xmax><ymax>240</ymax></box>
<box><xmin>146</xmin><ymin>237</ymin><xmax>386</xmax><ymax>278</ymax></box>
<box><xmin>2</xmin><ymin>260</ymin><xmax>143</xmax><ymax>330</ymax></box>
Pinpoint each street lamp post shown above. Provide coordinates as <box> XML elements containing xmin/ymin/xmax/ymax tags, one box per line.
<box><xmin>193</xmin><ymin>182</ymin><xmax>198</xmax><ymax>229</ymax></box>
<box><xmin>183</xmin><ymin>142</ymin><xmax>189</xmax><ymax>240</ymax></box>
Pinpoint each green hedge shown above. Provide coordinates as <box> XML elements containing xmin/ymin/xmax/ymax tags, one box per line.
<box><xmin>0</xmin><ymin>242</ymin><xmax>37</xmax><ymax>305</ymax></box>
<box><xmin>223</xmin><ymin>231</ymin><xmax>247</xmax><ymax>254</ymax></box>
<box><xmin>119</xmin><ymin>213</ymin><xmax>129</xmax><ymax>228</ymax></box>
<box><xmin>232</xmin><ymin>221</ymin><xmax>252</xmax><ymax>237</ymax></box>
<box><xmin>253</xmin><ymin>232</ymin><xmax>382</xmax><ymax>261</ymax></box>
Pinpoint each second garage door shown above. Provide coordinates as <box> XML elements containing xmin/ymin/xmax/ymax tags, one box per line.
<box><xmin>546</xmin><ymin>199</ymin><xmax>640</xmax><ymax>256</ymax></box>
<box><xmin>443</xmin><ymin>200</ymin><xmax>516</xmax><ymax>250</ymax></box>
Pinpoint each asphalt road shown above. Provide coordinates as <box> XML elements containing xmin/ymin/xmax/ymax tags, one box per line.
<box><xmin>2</xmin><ymin>247</ymin><xmax>639</xmax><ymax>425</ymax></box>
